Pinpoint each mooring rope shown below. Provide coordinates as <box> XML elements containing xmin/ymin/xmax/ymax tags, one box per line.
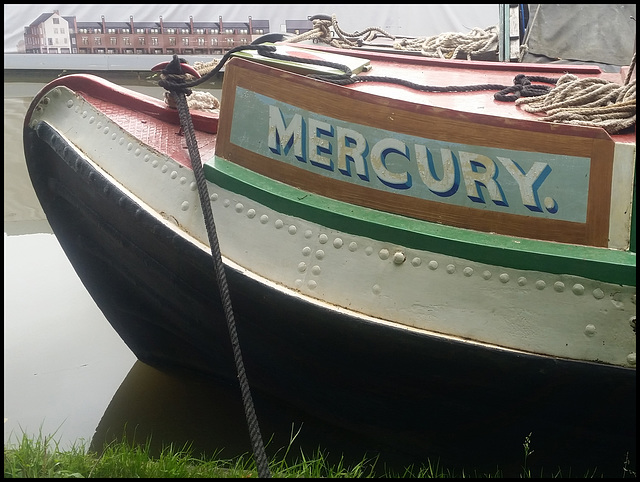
<box><xmin>158</xmin><ymin>54</ymin><xmax>271</xmax><ymax>479</ymax></box>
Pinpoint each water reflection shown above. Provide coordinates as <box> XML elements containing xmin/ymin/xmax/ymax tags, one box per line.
<box><xmin>90</xmin><ymin>361</ymin><xmax>412</xmax><ymax>471</ymax></box>
<box><xmin>4</xmin><ymin>225</ymin><xmax>137</xmax><ymax>450</ymax></box>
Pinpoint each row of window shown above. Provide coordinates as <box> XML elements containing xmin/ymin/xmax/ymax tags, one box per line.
<box><xmin>76</xmin><ymin>27</ymin><xmax>256</xmax><ymax>35</ymax></box>
<box><xmin>79</xmin><ymin>36</ymin><xmax>249</xmax><ymax>46</ymax></box>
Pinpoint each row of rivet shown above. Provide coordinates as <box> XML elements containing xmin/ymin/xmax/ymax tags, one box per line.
<box><xmin>206</xmin><ymin>195</ymin><xmax>627</xmax><ymax>303</ymax></box>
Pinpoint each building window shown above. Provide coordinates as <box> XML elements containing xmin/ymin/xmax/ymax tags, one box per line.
<box><xmin>138</xmin><ymin>37</ymin><xmax>145</xmax><ymax>45</ymax></box>
<box><xmin>197</xmin><ymin>37</ymin><xmax>205</xmax><ymax>46</ymax></box>
<box><xmin>81</xmin><ymin>37</ymin><xmax>88</xmax><ymax>45</ymax></box>
<box><xmin>123</xmin><ymin>37</ymin><xmax>131</xmax><ymax>45</ymax></box>
<box><xmin>195</xmin><ymin>28</ymin><xmax>205</xmax><ymax>34</ymax></box>
<box><xmin>211</xmin><ymin>38</ymin><xmax>218</xmax><ymax>45</ymax></box>
<box><xmin>182</xmin><ymin>37</ymin><xmax>189</xmax><ymax>45</ymax></box>
<box><xmin>169</xmin><ymin>37</ymin><xmax>176</xmax><ymax>45</ymax></box>
<box><xmin>53</xmin><ymin>18</ymin><xmax>59</xmax><ymax>24</ymax></box>
<box><xmin>94</xmin><ymin>37</ymin><xmax>102</xmax><ymax>45</ymax></box>
<box><xmin>110</xmin><ymin>37</ymin><xmax>117</xmax><ymax>45</ymax></box>
<box><xmin>136</xmin><ymin>28</ymin><xmax>145</xmax><ymax>33</ymax></box>
<box><xmin>151</xmin><ymin>37</ymin><xmax>158</xmax><ymax>45</ymax></box>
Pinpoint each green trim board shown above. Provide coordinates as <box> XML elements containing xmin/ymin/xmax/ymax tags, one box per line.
<box><xmin>205</xmin><ymin>156</ymin><xmax>635</xmax><ymax>287</ymax></box>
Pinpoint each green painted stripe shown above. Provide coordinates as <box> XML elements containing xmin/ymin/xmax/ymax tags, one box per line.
<box><xmin>205</xmin><ymin>157</ymin><xmax>636</xmax><ymax>287</ymax></box>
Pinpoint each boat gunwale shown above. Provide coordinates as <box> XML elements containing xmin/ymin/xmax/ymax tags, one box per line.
<box><xmin>22</xmin><ymin>72</ymin><xmax>219</xmax><ymax>134</ymax></box>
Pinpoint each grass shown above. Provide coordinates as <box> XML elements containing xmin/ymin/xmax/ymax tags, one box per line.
<box><xmin>3</xmin><ymin>428</ymin><xmax>636</xmax><ymax>478</ymax></box>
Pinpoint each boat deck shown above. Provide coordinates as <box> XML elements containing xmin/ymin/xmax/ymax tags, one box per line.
<box><xmin>301</xmin><ymin>44</ymin><xmax>636</xmax><ymax>144</ymax></box>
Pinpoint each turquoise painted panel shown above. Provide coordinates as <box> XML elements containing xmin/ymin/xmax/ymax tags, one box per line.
<box><xmin>229</xmin><ymin>87</ymin><xmax>591</xmax><ymax>223</ymax></box>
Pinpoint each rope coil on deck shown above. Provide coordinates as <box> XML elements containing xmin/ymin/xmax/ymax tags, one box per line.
<box><xmin>287</xmin><ymin>14</ymin><xmax>396</xmax><ymax>48</ymax></box>
<box><xmin>394</xmin><ymin>26</ymin><xmax>499</xmax><ymax>60</ymax></box>
<box><xmin>515</xmin><ymin>53</ymin><xmax>636</xmax><ymax>134</ymax></box>
<box><xmin>286</xmin><ymin>13</ymin><xmax>497</xmax><ymax>60</ymax></box>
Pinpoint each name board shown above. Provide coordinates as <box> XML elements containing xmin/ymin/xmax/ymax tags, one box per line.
<box><xmin>229</xmin><ymin>87</ymin><xmax>591</xmax><ymax>223</ymax></box>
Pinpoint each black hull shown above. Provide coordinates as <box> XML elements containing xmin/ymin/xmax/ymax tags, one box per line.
<box><xmin>24</xmin><ymin>122</ymin><xmax>636</xmax><ymax>475</ymax></box>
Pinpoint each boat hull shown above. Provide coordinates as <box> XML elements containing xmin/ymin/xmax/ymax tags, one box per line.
<box><xmin>24</xmin><ymin>119</ymin><xmax>635</xmax><ymax>474</ymax></box>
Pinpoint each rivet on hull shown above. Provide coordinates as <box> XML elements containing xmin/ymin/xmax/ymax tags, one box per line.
<box><xmin>393</xmin><ymin>252</ymin><xmax>406</xmax><ymax>264</ymax></box>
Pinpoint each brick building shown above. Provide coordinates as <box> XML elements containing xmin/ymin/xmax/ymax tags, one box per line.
<box><xmin>23</xmin><ymin>10</ymin><xmax>283</xmax><ymax>55</ymax></box>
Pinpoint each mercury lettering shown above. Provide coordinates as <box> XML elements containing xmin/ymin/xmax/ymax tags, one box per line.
<box><xmin>267</xmin><ymin>104</ymin><xmax>554</xmax><ymax>213</ymax></box>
